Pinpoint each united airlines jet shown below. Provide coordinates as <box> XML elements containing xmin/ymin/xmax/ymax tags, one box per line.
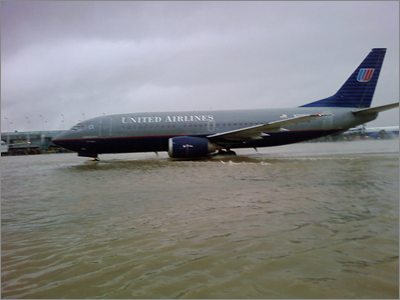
<box><xmin>53</xmin><ymin>48</ymin><xmax>399</xmax><ymax>159</ymax></box>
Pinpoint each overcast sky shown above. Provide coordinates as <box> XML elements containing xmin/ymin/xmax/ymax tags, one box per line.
<box><xmin>2</xmin><ymin>1</ymin><xmax>399</xmax><ymax>132</ymax></box>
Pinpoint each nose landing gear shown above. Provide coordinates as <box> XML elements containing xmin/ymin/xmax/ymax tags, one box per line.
<box><xmin>78</xmin><ymin>151</ymin><xmax>99</xmax><ymax>161</ymax></box>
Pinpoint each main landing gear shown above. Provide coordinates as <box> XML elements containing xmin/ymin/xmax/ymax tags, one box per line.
<box><xmin>214</xmin><ymin>149</ymin><xmax>237</xmax><ymax>157</ymax></box>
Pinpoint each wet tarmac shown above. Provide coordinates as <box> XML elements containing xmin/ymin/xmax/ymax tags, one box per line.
<box><xmin>1</xmin><ymin>139</ymin><xmax>399</xmax><ymax>298</ymax></box>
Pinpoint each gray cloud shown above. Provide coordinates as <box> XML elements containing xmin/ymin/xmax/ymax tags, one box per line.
<box><xmin>1</xmin><ymin>1</ymin><xmax>398</xmax><ymax>131</ymax></box>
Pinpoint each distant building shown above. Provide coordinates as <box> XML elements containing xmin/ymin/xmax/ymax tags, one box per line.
<box><xmin>1</xmin><ymin>130</ymin><xmax>68</xmax><ymax>155</ymax></box>
<box><xmin>1</xmin><ymin>140</ymin><xmax>8</xmax><ymax>154</ymax></box>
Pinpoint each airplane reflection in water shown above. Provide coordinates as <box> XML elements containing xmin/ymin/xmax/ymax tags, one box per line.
<box><xmin>53</xmin><ymin>48</ymin><xmax>399</xmax><ymax>160</ymax></box>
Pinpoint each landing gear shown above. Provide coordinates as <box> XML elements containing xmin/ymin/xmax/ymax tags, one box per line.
<box><xmin>214</xmin><ymin>149</ymin><xmax>237</xmax><ymax>157</ymax></box>
<box><xmin>91</xmin><ymin>153</ymin><xmax>100</xmax><ymax>161</ymax></box>
<box><xmin>78</xmin><ymin>151</ymin><xmax>99</xmax><ymax>160</ymax></box>
<box><xmin>78</xmin><ymin>152</ymin><xmax>99</xmax><ymax>161</ymax></box>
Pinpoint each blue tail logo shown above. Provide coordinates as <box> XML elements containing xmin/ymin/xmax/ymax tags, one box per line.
<box><xmin>301</xmin><ymin>48</ymin><xmax>386</xmax><ymax>108</ymax></box>
<box><xmin>357</xmin><ymin>68</ymin><xmax>374</xmax><ymax>82</ymax></box>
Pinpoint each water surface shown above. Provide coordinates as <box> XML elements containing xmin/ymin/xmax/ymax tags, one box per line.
<box><xmin>2</xmin><ymin>140</ymin><xmax>398</xmax><ymax>298</ymax></box>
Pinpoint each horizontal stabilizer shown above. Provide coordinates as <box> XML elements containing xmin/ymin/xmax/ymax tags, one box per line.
<box><xmin>352</xmin><ymin>102</ymin><xmax>399</xmax><ymax>115</ymax></box>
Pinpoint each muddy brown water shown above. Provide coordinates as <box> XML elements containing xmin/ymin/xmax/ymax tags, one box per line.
<box><xmin>1</xmin><ymin>140</ymin><xmax>398</xmax><ymax>298</ymax></box>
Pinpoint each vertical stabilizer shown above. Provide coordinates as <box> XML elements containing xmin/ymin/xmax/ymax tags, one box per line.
<box><xmin>302</xmin><ymin>48</ymin><xmax>386</xmax><ymax>108</ymax></box>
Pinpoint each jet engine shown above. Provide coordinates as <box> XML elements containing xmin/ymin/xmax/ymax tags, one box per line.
<box><xmin>168</xmin><ymin>136</ymin><xmax>220</xmax><ymax>158</ymax></box>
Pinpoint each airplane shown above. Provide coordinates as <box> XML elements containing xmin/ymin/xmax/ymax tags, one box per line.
<box><xmin>53</xmin><ymin>48</ymin><xmax>399</xmax><ymax>160</ymax></box>
<box><xmin>364</xmin><ymin>126</ymin><xmax>399</xmax><ymax>138</ymax></box>
<box><xmin>345</xmin><ymin>125</ymin><xmax>399</xmax><ymax>139</ymax></box>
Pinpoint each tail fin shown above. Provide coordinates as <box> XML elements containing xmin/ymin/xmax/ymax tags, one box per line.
<box><xmin>301</xmin><ymin>48</ymin><xmax>386</xmax><ymax>108</ymax></box>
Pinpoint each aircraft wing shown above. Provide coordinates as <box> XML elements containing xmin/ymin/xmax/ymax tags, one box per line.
<box><xmin>207</xmin><ymin>114</ymin><xmax>327</xmax><ymax>141</ymax></box>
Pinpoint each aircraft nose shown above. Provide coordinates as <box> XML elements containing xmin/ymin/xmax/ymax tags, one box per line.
<box><xmin>52</xmin><ymin>131</ymin><xmax>77</xmax><ymax>151</ymax></box>
<box><xmin>52</xmin><ymin>131</ymin><xmax>67</xmax><ymax>144</ymax></box>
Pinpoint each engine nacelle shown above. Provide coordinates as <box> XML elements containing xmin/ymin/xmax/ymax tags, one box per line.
<box><xmin>168</xmin><ymin>136</ymin><xmax>220</xmax><ymax>158</ymax></box>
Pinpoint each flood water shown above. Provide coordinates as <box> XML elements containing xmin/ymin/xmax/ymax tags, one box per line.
<box><xmin>2</xmin><ymin>140</ymin><xmax>399</xmax><ymax>298</ymax></box>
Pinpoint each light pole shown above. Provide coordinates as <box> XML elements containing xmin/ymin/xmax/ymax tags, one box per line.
<box><xmin>61</xmin><ymin>114</ymin><xmax>65</xmax><ymax>130</ymax></box>
<box><xmin>39</xmin><ymin>115</ymin><xmax>44</xmax><ymax>131</ymax></box>
<box><xmin>82</xmin><ymin>113</ymin><xmax>86</xmax><ymax>121</ymax></box>
<box><xmin>5</xmin><ymin>118</ymin><xmax>11</xmax><ymax>132</ymax></box>
<box><xmin>5</xmin><ymin>118</ymin><xmax>11</xmax><ymax>144</ymax></box>
<box><xmin>26</xmin><ymin>117</ymin><xmax>30</xmax><ymax>149</ymax></box>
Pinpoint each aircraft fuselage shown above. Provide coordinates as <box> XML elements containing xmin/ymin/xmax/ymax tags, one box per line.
<box><xmin>53</xmin><ymin>107</ymin><xmax>376</xmax><ymax>157</ymax></box>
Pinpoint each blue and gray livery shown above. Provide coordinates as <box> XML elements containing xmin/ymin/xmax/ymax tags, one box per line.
<box><xmin>53</xmin><ymin>48</ymin><xmax>398</xmax><ymax>159</ymax></box>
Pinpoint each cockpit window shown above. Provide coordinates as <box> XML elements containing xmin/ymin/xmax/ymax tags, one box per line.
<box><xmin>70</xmin><ymin>123</ymin><xmax>86</xmax><ymax>131</ymax></box>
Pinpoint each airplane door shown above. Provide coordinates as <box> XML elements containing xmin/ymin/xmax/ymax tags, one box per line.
<box><xmin>322</xmin><ymin>111</ymin><xmax>333</xmax><ymax>130</ymax></box>
<box><xmin>207</xmin><ymin>118</ymin><xmax>216</xmax><ymax>132</ymax></box>
<box><xmin>99</xmin><ymin>117</ymin><xmax>112</xmax><ymax>138</ymax></box>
